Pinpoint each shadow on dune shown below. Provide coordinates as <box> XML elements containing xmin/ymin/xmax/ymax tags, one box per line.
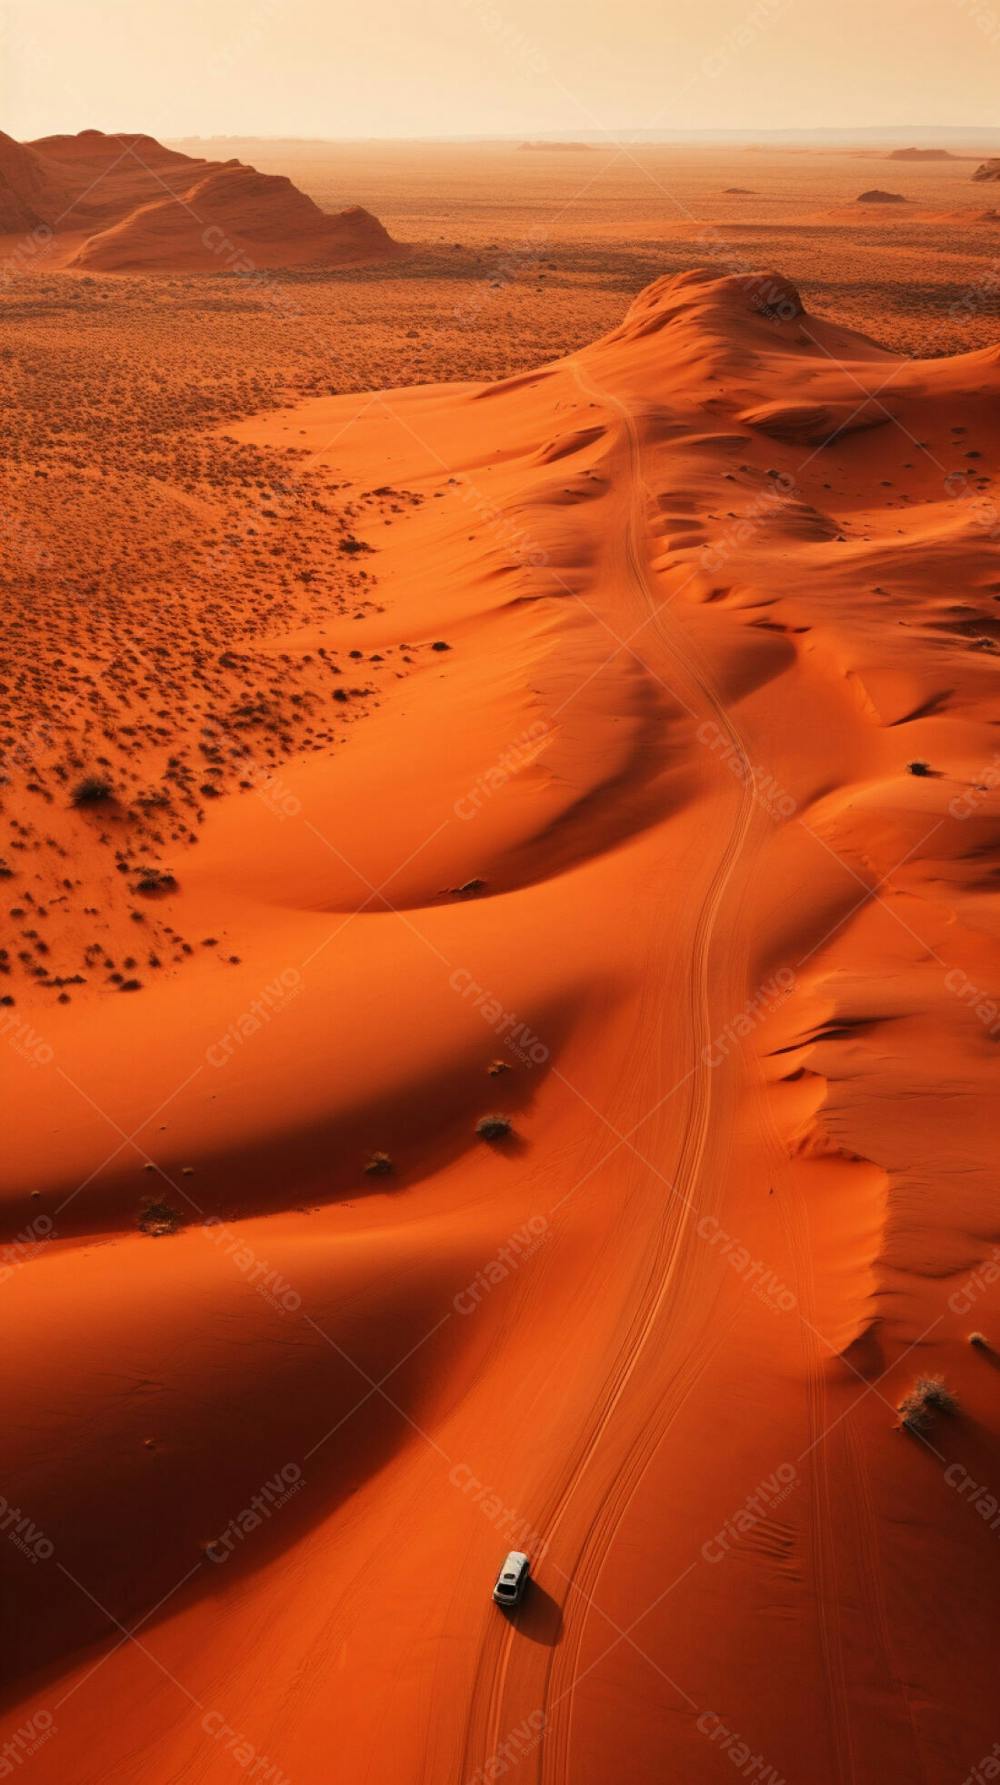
<box><xmin>0</xmin><ymin>1238</ymin><xmax>495</xmax><ymax>1706</ymax></box>
<box><xmin>499</xmin><ymin>1580</ymin><xmax>564</xmax><ymax>1647</ymax></box>
<box><xmin>0</xmin><ymin>988</ymin><xmax>586</xmax><ymax>1244</ymax></box>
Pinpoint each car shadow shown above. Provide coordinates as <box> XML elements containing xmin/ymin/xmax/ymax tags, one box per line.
<box><xmin>499</xmin><ymin>1581</ymin><xmax>564</xmax><ymax>1646</ymax></box>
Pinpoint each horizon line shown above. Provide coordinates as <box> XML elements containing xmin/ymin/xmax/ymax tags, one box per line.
<box><xmin>18</xmin><ymin>124</ymin><xmax>1000</xmax><ymax>145</ymax></box>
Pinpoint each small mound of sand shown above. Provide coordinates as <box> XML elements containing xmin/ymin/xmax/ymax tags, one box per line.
<box><xmin>857</xmin><ymin>189</ymin><xmax>907</xmax><ymax>204</ymax></box>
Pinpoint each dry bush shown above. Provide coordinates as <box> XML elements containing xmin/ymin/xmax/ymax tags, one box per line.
<box><xmin>897</xmin><ymin>1374</ymin><xmax>958</xmax><ymax>1433</ymax></box>
<box><xmin>476</xmin><ymin>1114</ymin><xmax>512</xmax><ymax>1141</ymax></box>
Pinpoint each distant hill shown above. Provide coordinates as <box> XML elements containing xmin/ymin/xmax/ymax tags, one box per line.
<box><xmin>973</xmin><ymin>160</ymin><xmax>1000</xmax><ymax>183</ymax></box>
<box><xmin>0</xmin><ymin>128</ymin><xmax>402</xmax><ymax>271</ymax></box>
<box><xmin>889</xmin><ymin>147</ymin><xmax>958</xmax><ymax>161</ymax></box>
<box><xmin>0</xmin><ymin>130</ymin><xmax>48</xmax><ymax>232</ymax></box>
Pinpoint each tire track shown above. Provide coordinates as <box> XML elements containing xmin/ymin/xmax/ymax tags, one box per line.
<box><xmin>462</xmin><ymin>362</ymin><xmax>758</xmax><ymax>1785</ymax></box>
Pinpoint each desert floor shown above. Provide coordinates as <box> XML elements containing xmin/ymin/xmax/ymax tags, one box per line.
<box><xmin>2</xmin><ymin>145</ymin><xmax>1000</xmax><ymax>1785</ymax></box>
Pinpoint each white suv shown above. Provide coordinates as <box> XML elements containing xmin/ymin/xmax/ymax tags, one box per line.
<box><xmin>492</xmin><ymin>1551</ymin><xmax>531</xmax><ymax>1606</ymax></box>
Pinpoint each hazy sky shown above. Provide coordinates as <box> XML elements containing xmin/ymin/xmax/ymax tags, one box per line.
<box><xmin>4</xmin><ymin>0</ymin><xmax>997</xmax><ymax>141</ymax></box>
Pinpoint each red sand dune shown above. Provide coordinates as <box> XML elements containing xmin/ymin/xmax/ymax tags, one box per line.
<box><xmin>4</xmin><ymin>269</ymin><xmax>1000</xmax><ymax>1784</ymax></box>
<box><xmin>71</xmin><ymin>163</ymin><xmax>399</xmax><ymax>272</ymax></box>
<box><xmin>0</xmin><ymin>127</ymin><xmax>401</xmax><ymax>269</ymax></box>
<box><xmin>0</xmin><ymin>129</ymin><xmax>49</xmax><ymax>231</ymax></box>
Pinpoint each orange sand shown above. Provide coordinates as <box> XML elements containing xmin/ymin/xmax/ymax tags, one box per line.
<box><xmin>0</xmin><ymin>128</ymin><xmax>400</xmax><ymax>270</ymax></box>
<box><xmin>3</xmin><ymin>267</ymin><xmax>1000</xmax><ymax>1785</ymax></box>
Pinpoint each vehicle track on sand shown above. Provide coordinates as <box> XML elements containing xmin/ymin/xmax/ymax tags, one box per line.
<box><xmin>460</xmin><ymin>362</ymin><xmax>758</xmax><ymax>1785</ymax></box>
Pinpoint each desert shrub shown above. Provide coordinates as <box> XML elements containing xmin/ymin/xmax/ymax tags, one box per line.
<box><xmin>906</xmin><ymin>760</ymin><xmax>931</xmax><ymax>777</ymax></box>
<box><xmin>134</xmin><ymin>870</ymin><xmax>178</xmax><ymax>896</ymax></box>
<box><xmin>897</xmin><ymin>1374</ymin><xmax>958</xmax><ymax>1432</ymax></box>
<box><xmin>139</xmin><ymin>1200</ymin><xmax>181</xmax><ymax>1236</ymax></box>
<box><xmin>476</xmin><ymin>1113</ymin><xmax>512</xmax><ymax>1141</ymax></box>
<box><xmin>364</xmin><ymin>1152</ymin><xmax>393</xmax><ymax>1177</ymax></box>
<box><xmin>71</xmin><ymin>775</ymin><xmax>113</xmax><ymax>806</ymax></box>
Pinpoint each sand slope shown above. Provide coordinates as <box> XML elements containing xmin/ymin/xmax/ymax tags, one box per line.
<box><xmin>71</xmin><ymin>164</ymin><xmax>400</xmax><ymax>272</ymax></box>
<box><xmin>0</xmin><ymin>128</ymin><xmax>401</xmax><ymax>269</ymax></box>
<box><xmin>0</xmin><ymin>129</ymin><xmax>49</xmax><ymax>231</ymax></box>
<box><xmin>3</xmin><ymin>270</ymin><xmax>1000</xmax><ymax>1785</ymax></box>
